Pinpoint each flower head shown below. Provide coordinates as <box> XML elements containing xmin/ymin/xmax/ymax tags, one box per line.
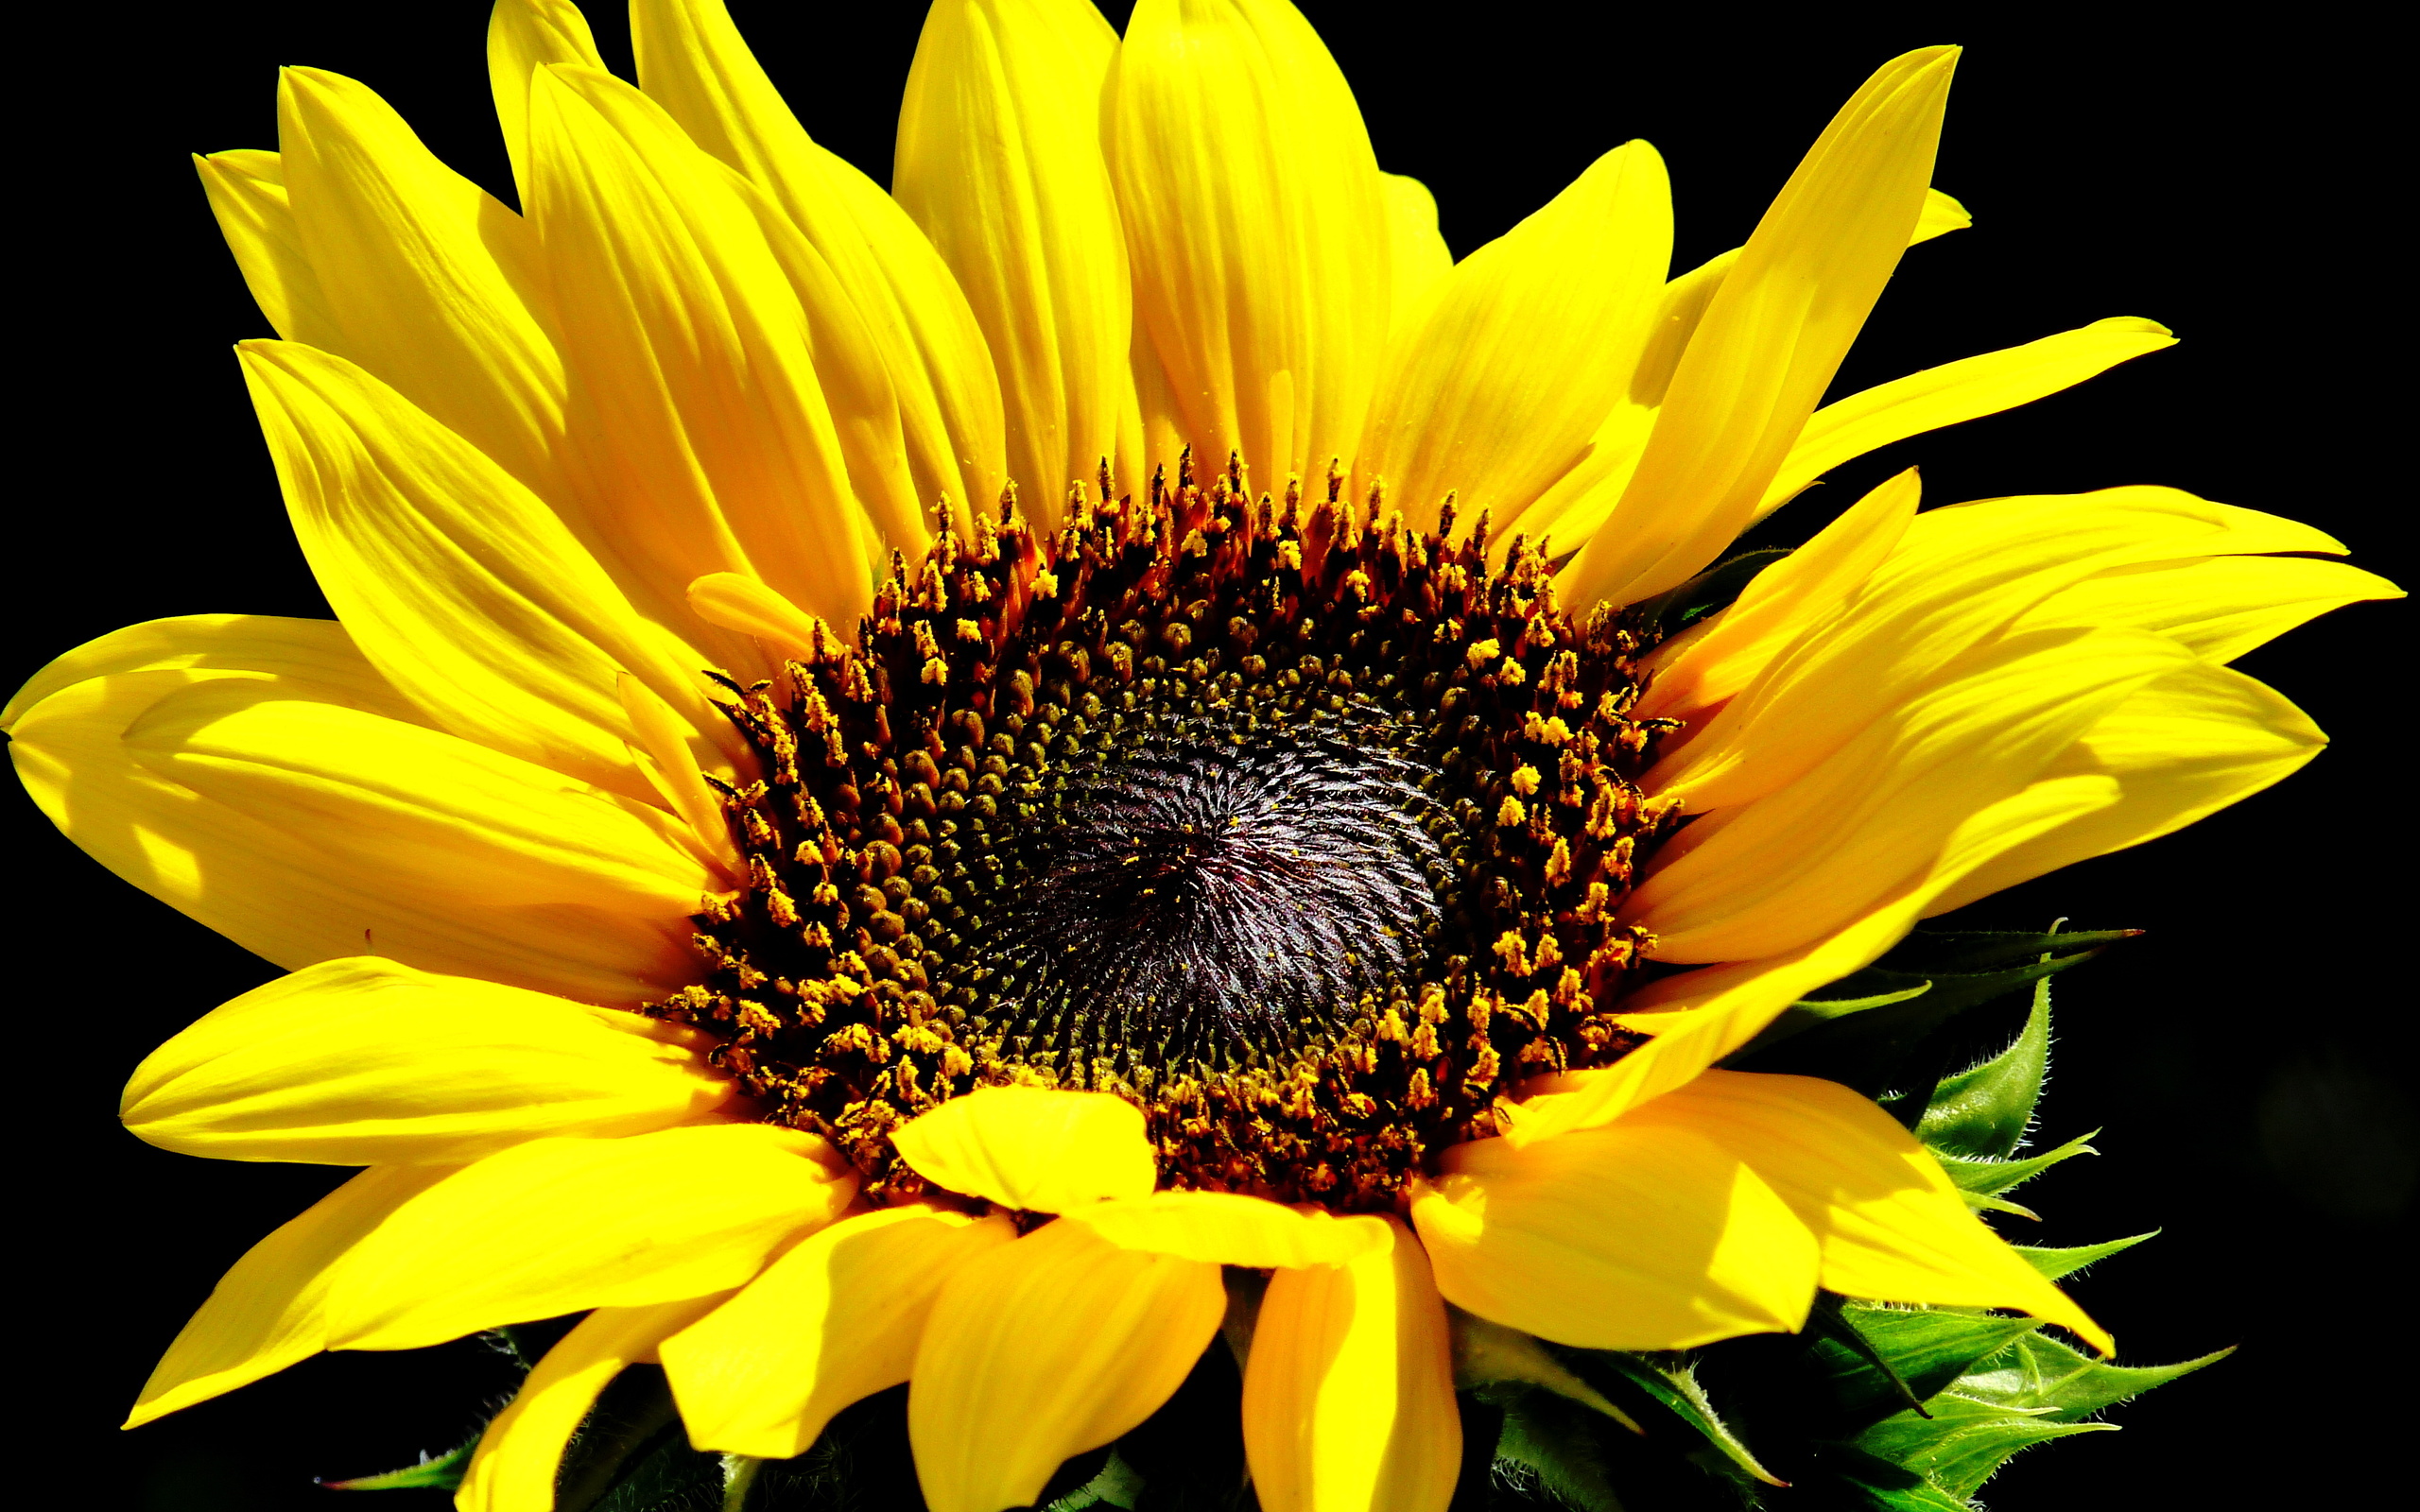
<box><xmin>7</xmin><ymin>2</ymin><xmax>2397</xmax><ymax>1510</ymax></box>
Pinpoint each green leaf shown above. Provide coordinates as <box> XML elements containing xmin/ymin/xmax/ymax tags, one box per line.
<box><xmin>1853</xmin><ymin>1393</ymin><xmax>2114</xmax><ymax>1499</ymax></box>
<box><xmin>1937</xmin><ymin>1128</ymin><xmax>2098</xmax><ymax>1200</ymax></box>
<box><xmin>2013</xmin><ymin>1231</ymin><xmax>2158</xmax><ymax>1280</ymax></box>
<box><xmin>320</xmin><ymin>1438</ymin><xmax>475</xmax><ymax>1491</ymax></box>
<box><xmin>1805</xmin><ymin>1306</ymin><xmax>2044</xmax><ymax>1432</ymax></box>
<box><xmin>1570</xmin><ymin>1351</ymin><xmax>1787</xmax><ymax>1487</ymax></box>
<box><xmin>1806</xmin><ymin>1444</ymin><xmax>1976</xmax><ymax>1511</ymax></box>
<box><xmin>1636</xmin><ymin>547</ymin><xmax>1791</xmax><ymax>632</ymax></box>
<box><xmin>1916</xmin><ymin>977</ymin><xmax>2051</xmax><ymax>1159</ymax></box>
<box><xmin>1957</xmin><ymin>1332</ymin><xmax>2233</xmax><ymax>1423</ymax></box>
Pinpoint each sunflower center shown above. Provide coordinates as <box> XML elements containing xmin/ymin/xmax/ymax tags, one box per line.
<box><xmin>980</xmin><ymin>717</ymin><xmax>1444</xmax><ymax>1074</ymax></box>
<box><xmin>649</xmin><ymin>457</ymin><xmax>1683</xmax><ymax>1211</ymax></box>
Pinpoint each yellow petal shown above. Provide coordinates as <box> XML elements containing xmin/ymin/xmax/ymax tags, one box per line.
<box><xmin>1110</xmin><ymin>0</ymin><xmax>1392</xmax><ymax>484</ymax></box>
<box><xmin>631</xmin><ymin>0</ymin><xmax>1006</xmax><ymax>535</ymax></box>
<box><xmin>1063</xmin><ymin>1191</ymin><xmax>1392</xmax><ymax>1267</ymax></box>
<box><xmin>1637</xmin><ymin>467</ymin><xmax>1919</xmax><ymax>727</ymax></box>
<box><xmin>1381</xmin><ymin>173</ymin><xmax>1453</xmax><ymax>348</ymax></box>
<box><xmin>121</xmin><ymin>956</ymin><xmax>735</xmax><ymax>1165</ymax></box>
<box><xmin>617</xmin><ymin>671</ymin><xmax>737</xmax><ymax>864</ymax></box>
<box><xmin>526</xmin><ymin>62</ymin><xmax>876</xmax><ymax>633</ymax></box>
<box><xmin>327</xmin><ymin>1124</ymin><xmax>853</xmax><ymax>1350</ymax></box>
<box><xmin>192</xmin><ymin>149</ymin><xmax>340</xmax><ymax>346</ymax></box>
<box><xmin>1924</xmin><ymin>660</ymin><xmax>2329</xmax><ymax>916</ymax></box>
<box><xmin>1505</xmin><ymin>770</ymin><xmax>2122</xmax><ymax>1149</ymax></box>
<box><xmin>890</xmin><ymin>1085</ymin><xmax>1156</xmax><ymax>1211</ymax></box>
<box><xmin>1508</xmin><ymin>397</ymin><xmax>1660</xmax><ymax>551</ymax></box>
<box><xmin>1131</xmin><ymin>319</ymin><xmax>1190</xmax><ymax>478</ymax></box>
<box><xmin>1647</xmin><ymin>1072</ymin><xmax>2110</xmax><ymax>1352</ymax></box>
<box><xmin>909</xmin><ymin>1217</ymin><xmax>1225</xmax><ymax>1512</ymax></box>
<box><xmin>2020</xmin><ymin>552</ymin><xmax>2402</xmax><ymax>664</ymax></box>
<box><xmin>1242</xmin><ymin>1216</ymin><xmax>1461</xmax><ymax>1512</ymax></box>
<box><xmin>238</xmin><ymin>338</ymin><xmax>739</xmax><ymax>799</ymax></box>
<box><xmin>685</xmin><ymin>571</ymin><xmax>834</xmax><ymax>661</ymax></box>
<box><xmin>275</xmin><ymin>67</ymin><xmax>565</xmax><ymax>501</ymax></box>
<box><xmin>1355</xmin><ymin>141</ymin><xmax>1672</xmax><ymax>535</ymax></box>
<box><xmin>124</xmin><ymin>1165</ymin><xmax>454</xmax><ymax>1429</ymax></box>
<box><xmin>1758</xmin><ymin>318</ymin><xmax>2175</xmax><ymax>518</ymax></box>
<box><xmin>1650</xmin><ymin>486</ymin><xmax>2332</xmax><ymax>813</ymax></box>
<box><xmin>1627</xmin><ymin>627</ymin><xmax>2189</xmax><ymax>962</ymax></box>
<box><xmin>1412</xmin><ymin>1121</ymin><xmax>1818</xmax><ymax>1350</ymax></box>
<box><xmin>711</xmin><ymin>156</ymin><xmax>929</xmax><ymax>565</ymax></box>
<box><xmin>1624</xmin><ymin>249</ymin><xmax>1737</xmax><ymax>413</ymax></box>
<box><xmin>1562</xmin><ymin>47</ymin><xmax>1958</xmax><ymax>610</ymax></box>
<box><xmin>898</xmin><ymin>0</ymin><xmax>1133</xmax><ymax>525</ymax></box>
<box><xmin>486</xmin><ymin>0</ymin><xmax>606</xmax><ymax>204</ymax></box>
<box><xmin>457</xmin><ymin>1293</ymin><xmax>730</xmax><ymax>1512</ymax></box>
<box><xmin>7</xmin><ymin>621</ymin><xmax>686</xmax><ymax>1003</ymax></box>
<box><xmin>1500</xmin><ymin>901</ymin><xmax>1925</xmax><ymax>1149</ymax></box>
<box><xmin>3</xmin><ymin>613</ymin><xmax>413</xmax><ymax>732</ymax></box>
<box><xmin>663</xmin><ymin>1204</ymin><xmax>1016</xmax><ymax>1458</ymax></box>
<box><xmin>120</xmin><ymin>679</ymin><xmax>715</xmax><ymax>922</ymax></box>
<box><xmin>1910</xmin><ymin>186</ymin><xmax>1971</xmax><ymax>243</ymax></box>
<box><xmin>1621</xmin><ymin>190</ymin><xmax>1959</xmax><ymax>419</ymax></box>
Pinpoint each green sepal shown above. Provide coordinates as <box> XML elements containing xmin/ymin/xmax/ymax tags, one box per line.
<box><xmin>320</xmin><ymin>1437</ymin><xmax>475</xmax><ymax>1491</ymax></box>
<box><xmin>1565</xmin><ymin>1351</ymin><xmax>1787</xmax><ymax>1488</ymax></box>
<box><xmin>1915</xmin><ymin>979</ymin><xmax>2050</xmax><ymax>1159</ymax></box>
<box><xmin>1876</xmin><ymin>928</ymin><xmax>2140</xmax><ymax>973</ymax></box>
<box><xmin>1045</xmin><ymin>1450</ymin><xmax>1146</xmax><ymax>1511</ymax></box>
<box><xmin>1936</xmin><ymin>1128</ymin><xmax>2098</xmax><ymax>1200</ymax></box>
<box><xmin>1802</xmin><ymin>1301</ymin><xmax>1927</xmax><ymax>1421</ymax></box>
<box><xmin>1730</xmin><ymin>946</ymin><xmax>2109</xmax><ymax>1094</ymax></box>
<box><xmin>558</xmin><ymin>1366</ymin><xmax>707</xmax><ymax>1512</ymax></box>
<box><xmin>584</xmin><ymin>1429</ymin><xmax>725</xmax><ymax>1512</ymax></box>
<box><xmin>2013</xmin><ymin>1230</ymin><xmax>2158</xmax><ymax>1280</ymax></box>
<box><xmin>1490</xmin><ymin>1385</ymin><xmax>1629</xmax><ymax>1512</ymax></box>
<box><xmin>1957</xmin><ymin>1332</ymin><xmax>2234</xmax><ymax>1423</ymax></box>
<box><xmin>1636</xmin><ymin>547</ymin><xmax>1792</xmax><ymax>632</ymax></box>
<box><xmin>1803</xmin><ymin>1444</ymin><xmax>1977</xmax><ymax>1511</ymax></box>
<box><xmin>1803</xmin><ymin>1304</ymin><xmax>2043</xmax><ymax>1434</ymax></box>
<box><xmin>1850</xmin><ymin>1392</ymin><xmax>2114</xmax><ymax>1499</ymax></box>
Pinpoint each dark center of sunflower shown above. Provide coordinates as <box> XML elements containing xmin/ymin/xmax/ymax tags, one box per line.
<box><xmin>985</xmin><ymin>720</ymin><xmax>1443</xmax><ymax>1073</ymax></box>
<box><xmin>648</xmin><ymin>455</ymin><xmax>1682</xmax><ymax>1211</ymax></box>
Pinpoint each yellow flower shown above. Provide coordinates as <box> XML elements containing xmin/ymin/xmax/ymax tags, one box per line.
<box><xmin>5</xmin><ymin>3</ymin><xmax>2396</xmax><ymax>1511</ymax></box>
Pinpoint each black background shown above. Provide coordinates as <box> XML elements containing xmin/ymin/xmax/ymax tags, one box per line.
<box><xmin>9</xmin><ymin>4</ymin><xmax>2407</xmax><ymax>1508</ymax></box>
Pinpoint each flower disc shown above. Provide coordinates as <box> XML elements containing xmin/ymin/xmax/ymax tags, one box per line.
<box><xmin>656</xmin><ymin>458</ymin><xmax>1684</xmax><ymax>1210</ymax></box>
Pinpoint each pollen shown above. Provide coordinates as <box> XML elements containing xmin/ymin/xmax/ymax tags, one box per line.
<box><xmin>648</xmin><ymin>455</ymin><xmax>1678</xmax><ymax>1211</ymax></box>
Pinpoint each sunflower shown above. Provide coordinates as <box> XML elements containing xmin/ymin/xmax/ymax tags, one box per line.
<box><xmin>8</xmin><ymin>0</ymin><xmax>2398</xmax><ymax>1509</ymax></box>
